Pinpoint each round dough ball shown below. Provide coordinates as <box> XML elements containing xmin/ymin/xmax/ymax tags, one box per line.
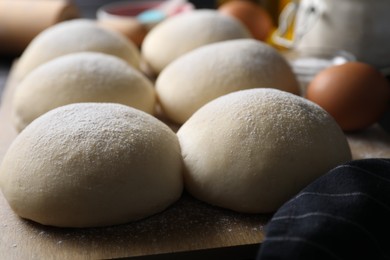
<box><xmin>141</xmin><ymin>10</ymin><xmax>251</xmax><ymax>75</ymax></box>
<box><xmin>0</xmin><ymin>103</ymin><xmax>183</xmax><ymax>228</ymax></box>
<box><xmin>177</xmin><ymin>88</ymin><xmax>351</xmax><ymax>213</ymax></box>
<box><xmin>156</xmin><ymin>39</ymin><xmax>300</xmax><ymax>124</ymax></box>
<box><xmin>12</xmin><ymin>52</ymin><xmax>156</xmax><ymax>131</ymax></box>
<box><xmin>14</xmin><ymin>19</ymin><xmax>141</xmax><ymax>79</ymax></box>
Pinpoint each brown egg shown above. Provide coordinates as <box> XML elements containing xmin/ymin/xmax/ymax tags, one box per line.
<box><xmin>98</xmin><ymin>18</ymin><xmax>147</xmax><ymax>47</ymax></box>
<box><xmin>218</xmin><ymin>0</ymin><xmax>274</xmax><ymax>41</ymax></box>
<box><xmin>306</xmin><ymin>62</ymin><xmax>390</xmax><ymax>132</ymax></box>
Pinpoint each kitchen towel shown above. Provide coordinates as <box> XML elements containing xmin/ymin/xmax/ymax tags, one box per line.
<box><xmin>257</xmin><ymin>158</ymin><xmax>390</xmax><ymax>260</ymax></box>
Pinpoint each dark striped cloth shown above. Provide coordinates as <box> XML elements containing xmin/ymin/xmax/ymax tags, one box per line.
<box><xmin>257</xmin><ymin>159</ymin><xmax>390</xmax><ymax>260</ymax></box>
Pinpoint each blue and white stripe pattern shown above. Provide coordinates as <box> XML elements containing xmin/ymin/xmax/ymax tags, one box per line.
<box><xmin>257</xmin><ymin>159</ymin><xmax>390</xmax><ymax>260</ymax></box>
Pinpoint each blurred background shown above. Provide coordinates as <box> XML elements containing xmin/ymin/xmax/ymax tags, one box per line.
<box><xmin>1</xmin><ymin>0</ymin><xmax>389</xmax><ymax>132</ymax></box>
<box><xmin>74</xmin><ymin>0</ymin><xmax>216</xmax><ymax>18</ymax></box>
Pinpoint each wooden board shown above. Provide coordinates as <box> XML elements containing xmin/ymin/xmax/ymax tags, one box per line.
<box><xmin>1</xmin><ymin>66</ymin><xmax>390</xmax><ymax>259</ymax></box>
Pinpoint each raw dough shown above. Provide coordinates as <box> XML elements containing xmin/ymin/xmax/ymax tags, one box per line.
<box><xmin>12</xmin><ymin>52</ymin><xmax>156</xmax><ymax>131</ymax></box>
<box><xmin>141</xmin><ymin>10</ymin><xmax>251</xmax><ymax>75</ymax></box>
<box><xmin>177</xmin><ymin>88</ymin><xmax>351</xmax><ymax>213</ymax></box>
<box><xmin>156</xmin><ymin>39</ymin><xmax>300</xmax><ymax>124</ymax></box>
<box><xmin>0</xmin><ymin>103</ymin><xmax>183</xmax><ymax>228</ymax></box>
<box><xmin>14</xmin><ymin>19</ymin><xmax>141</xmax><ymax>79</ymax></box>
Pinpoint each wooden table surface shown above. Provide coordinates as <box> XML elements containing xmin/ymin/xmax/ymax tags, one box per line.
<box><xmin>1</xmin><ymin>63</ymin><xmax>390</xmax><ymax>259</ymax></box>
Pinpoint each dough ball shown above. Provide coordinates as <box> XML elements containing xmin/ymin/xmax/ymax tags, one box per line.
<box><xmin>14</xmin><ymin>19</ymin><xmax>141</xmax><ymax>79</ymax></box>
<box><xmin>0</xmin><ymin>103</ymin><xmax>183</xmax><ymax>228</ymax></box>
<box><xmin>156</xmin><ymin>39</ymin><xmax>300</xmax><ymax>124</ymax></box>
<box><xmin>141</xmin><ymin>10</ymin><xmax>251</xmax><ymax>75</ymax></box>
<box><xmin>177</xmin><ymin>88</ymin><xmax>351</xmax><ymax>213</ymax></box>
<box><xmin>12</xmin><ymin>52</ymin><xmax>156</xmax><ymax>131</ymax></box>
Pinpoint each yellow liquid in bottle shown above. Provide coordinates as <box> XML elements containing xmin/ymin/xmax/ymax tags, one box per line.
<box><xmin>267</xmin><ymin>0</ymin><xmax>298</xmax><ymax>50</ymax></box>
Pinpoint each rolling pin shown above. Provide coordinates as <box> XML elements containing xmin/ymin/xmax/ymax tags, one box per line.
<box><xmin>0</xmin><ymin>0</ymin><xmax>80</xmax><ymax>56</ymax></box>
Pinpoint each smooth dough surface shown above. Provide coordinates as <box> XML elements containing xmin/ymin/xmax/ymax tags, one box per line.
<box><xmin>156</xmin><ymin>39</ymin><xmax>300</xmax><ymax>124</ymax></box>
<box><xmin>0</xmin><ymin>103</ymin><xmax>183</xmax><ymax>228</ymax></box>
<box><xmin>141</xmin><ymin>10</ymin><xmax>251</xmax><ymax>75</ymax></box>
<box><xmin>14</xmin><ymin>19</ymin><xmax>141</xmax><ymax>79</ymax></box>
<box><xmin>12</xmin><ymin>52</ymin><xmax>156</xmax><ymax>131</ymax></box>
<box><xmin>177</xmin><ymin>88</ymin><xmax>351</xmax><ymax>213</ymax></box>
